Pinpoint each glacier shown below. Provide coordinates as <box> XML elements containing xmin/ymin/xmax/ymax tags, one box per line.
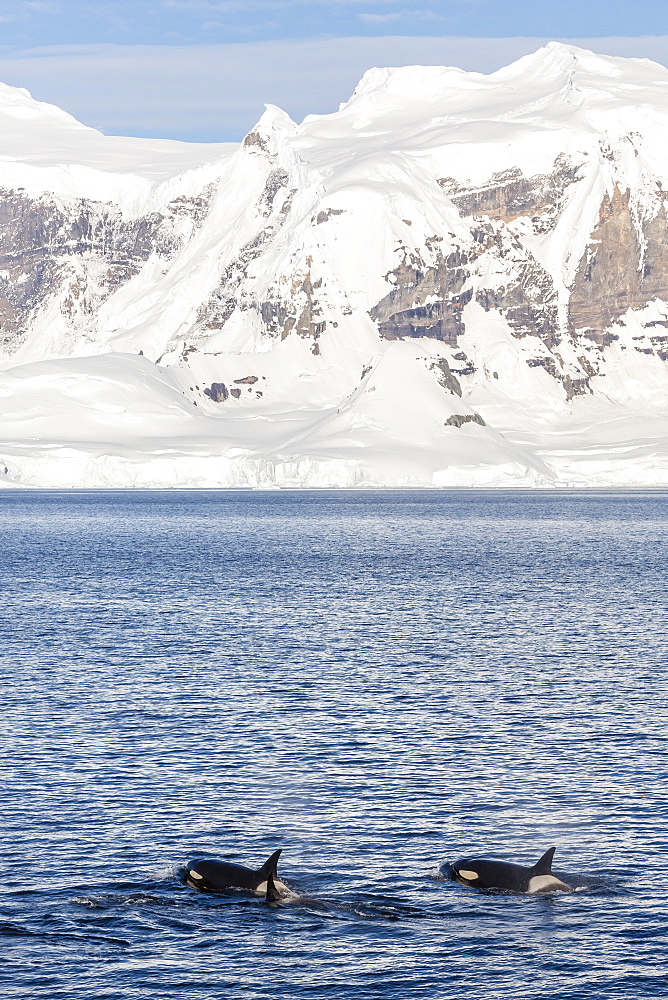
<box><xmin>2</xmin><ymin>42</ymin><xmax>668</xmax><ymax>488</ymax></box>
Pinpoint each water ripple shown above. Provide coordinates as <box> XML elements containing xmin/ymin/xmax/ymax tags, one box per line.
<box><xmin>0</xmin><ymin>490</ymin><xmax>666</xmax><ymax>998</ymax></box>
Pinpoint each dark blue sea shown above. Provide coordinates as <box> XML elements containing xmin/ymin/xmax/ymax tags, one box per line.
<box><xmin>0</xmin><ymin>490</ymin><xmax>666</xmax><ymax>1000</ymax></box>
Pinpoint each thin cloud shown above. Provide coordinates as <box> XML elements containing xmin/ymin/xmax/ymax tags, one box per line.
<box><xmin>359</xmin><ymin>9</ymin><xmax>450</xmax><ymax>23</ymax></box>
<box><xmin>162</xmin><ymin>0</ymin><xmax>405</xmax><ymax>9</ymax></box>
<box><xmin>359</xmin><ymin>12</ymin><xmax>402</xmax><ymax>22</ymax></box>
<box><xmin>25</xmin><ymin>1</ymin><xmax>62</xmax><ymax>11</ymax></box>
<box><xmin>0</xmin><ymin>1</ymin><xmax>139</xmax><ymax>33</ymax></box>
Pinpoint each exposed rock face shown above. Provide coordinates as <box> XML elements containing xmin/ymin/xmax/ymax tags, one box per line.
<box><xmin>291</xmin><ymin>272</ymin><xmax>327</xmax><ymax>353</ymax></box>
<box><xmin>427</xmin><ymin>358</ymin><xmax>462</xmax><ymax>397</ymax></box>
<box><xmin>444</xmin><ymin>412</ymin><xmax>486</xmax><ymax>427</ymax></box>
<box><xmin>204</xmin><ymin>382</ymin><xmax>228</xmax><ymax>402</ymax></box>
<box><xmin>439</xmin><ymin>157</ymin><xmax>581</xmax><ymax>230</ymax></box>
<box><xmin>473</xmin><ymin>233</ymin><xmax>560</xmax><ymax>349</ymax></box>
<box><xmin>316</xmin><ymin>208</ymin><xmax>344</xmax><ymax>225</ymax></box>
<box><xmin>0</xmin><ymin>185</ymin><xmax>213</xmax><ymax>350</ymax></box>
<box><xmin>526</xmin><ymin>357</ymin><xmax>590</xmax><ymax>400</ymax></box>
<box><xmin>3</xmin><ymin>139</ymin><xmax>667</xmax><ymax>410</ymax></box>
<box><xmin>569</xmin><ymin>185</ymin><xmax>668</xmax><ymax>345</ymax></box>
<box><xmin>369</xmin><ymin>250</ymin><xmax>471</xmax><ymax>345</ymax></box>
<box><xmin>367</xmin><ymin>163</ymin><xmax>569</xmax><ymax>381</ymax></box>
<box><xmin>195</xmin><ymin>171</ymin><xmax>296</xmax><ymax>336</ymax></box>
<box><xmin>363</xmin><ymin>156</ymin><xmax>668</xmax><ymax>398</ymax></box>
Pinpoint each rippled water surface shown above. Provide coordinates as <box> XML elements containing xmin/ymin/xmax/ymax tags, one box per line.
<box><xmin>0</xmin><ymin>490</ymin><xmax>667</xmax><ymax>999</ymax></box>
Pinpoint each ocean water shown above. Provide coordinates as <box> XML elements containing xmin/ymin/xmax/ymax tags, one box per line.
<box><xmin>0</xmin><ymin>489</ymin><xmax>666</xmax><ymax>1000</ymax></box>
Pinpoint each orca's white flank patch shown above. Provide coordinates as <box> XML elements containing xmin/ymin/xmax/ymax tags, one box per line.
<box><xmin>527</xmin><ymin>874</ymin><xmax>569</xmax><ymax>893</ymax></box>
<box><xmin>254</xmin><ymin>878</ymin><xmax>289</xmax><ymax>895</ymax></box>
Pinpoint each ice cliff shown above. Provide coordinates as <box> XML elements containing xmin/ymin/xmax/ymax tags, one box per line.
<box><xmin>2</xmin><ymin>42</ymin><xmax>668</xmax><ymax>487</ymax></box>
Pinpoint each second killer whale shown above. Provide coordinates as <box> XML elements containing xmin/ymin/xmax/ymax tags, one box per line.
<box><xmin>449</xmin><ymin>846</ymin><xmax>572</xmax><ymax>894</ymax></box>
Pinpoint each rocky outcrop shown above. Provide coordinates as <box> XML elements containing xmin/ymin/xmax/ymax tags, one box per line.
<box><xmin>367</xmin><ymin>160</ymin><xmax>574</xmax><ymax>362</ymax></box>
<box><xmin>474</xmin><ymin>232</ymin><xmax>560</xmax><ymax>349</ymax></box>
<box><xmin>0</xmin><ymin>185</ymin><xmax>213</xmax><ymax>351</ymax></box>
<box><xmin>204</xmin><ymin>382</ymin><xmax>229</xmax><ymax>402</ymax></box>
<box><xmin>427</xmin><ymin>358</ymin><xmax>462</xmax><ymax>397</ymax></box>
<box><xmin>569</xmin><ymin>185</ymin><xmax>668</xmax><ymax>345</ymax></box>
<box><xmin>369</xmin><ymin>249</ymin><xmax>471</xmax><ymax>344</ymax></box>
<box><xmin>444</xmin><ymin>412</ymin><xmax>486</xmax><ymax>427</ymax></box>
<box><xmin>369</xmin><ymin>224</ymin><xmax>559</xmax><ymax>358</ymax></box>
<box><xmin>526</xmin><ymin>357</ymin><xmax>590</xmax><ymax>399</ymax></box>
<box><xmin>196</xmin><ymin>174</ymin><xmax>296</xmax><ymax>336</ymax></box>
<box><xmin>291</xmin><ymin>273</ymin><xmax>326</xmax><ymax>354</ymax></box>
<box><xmin>439</xmin><ymin>156</ymin><xmax>581</xmax><ymax>231</ymax></box>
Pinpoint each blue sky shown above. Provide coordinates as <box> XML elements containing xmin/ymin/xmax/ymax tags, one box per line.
<box><xmin>1</xmin><ymin>1</ymin><xmax>666</xmax><ymax>46</ymax></box>
<box><xmin>0</xmin><ymin>1</ymin><xmax>666</xmax><ymax>141</ymax></box>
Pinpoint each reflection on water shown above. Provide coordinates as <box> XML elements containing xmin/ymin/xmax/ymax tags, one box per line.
<box><xmin>0</xmin><ymin>490</ymin><xmax>666</xmax><ymax>999</ymax></box>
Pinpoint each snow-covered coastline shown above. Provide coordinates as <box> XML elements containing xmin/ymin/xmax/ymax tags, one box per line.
<box><xmin>2</xmin><ymin>43</ymin><xmax>668</xmax><ymax>489</ymax></box>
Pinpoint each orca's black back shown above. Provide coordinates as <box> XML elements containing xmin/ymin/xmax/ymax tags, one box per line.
<box><xmin>453</xmin><ymin>858</ymin><xmax>532</xmax><ymax>891</ymax></box>
<box><xmin>188</xmin><ymin>859</ymin><xmax>259</xmax><ymax>890</ymax></box>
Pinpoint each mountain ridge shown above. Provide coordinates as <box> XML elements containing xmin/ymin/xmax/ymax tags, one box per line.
<box><xmin>1</xmin><ymin>42</ymin><xmax>668</xmax><ymax>488</ymax></box>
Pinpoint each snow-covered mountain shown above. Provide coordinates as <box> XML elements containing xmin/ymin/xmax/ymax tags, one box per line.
<box><xmin>2</xmin><ymin>42</ymin><xmax>668</xmax><ymax>488</ymax></box>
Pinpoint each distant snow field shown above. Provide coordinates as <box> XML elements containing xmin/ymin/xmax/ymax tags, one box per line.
<box><xmin>2</xmin><ymin>43</ymin><xmax>668</xmax><ymax>488</ymax></box>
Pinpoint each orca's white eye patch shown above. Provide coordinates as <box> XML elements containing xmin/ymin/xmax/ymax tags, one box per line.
<box><xmin>189</xmin><ymin>870</ymin><xmax>204</xmax><ymax>880</ymax></box>
<box><xmin>458</xmin><ymin>869</ymin><xmax>479</xmax><ymax>880</ymax></box>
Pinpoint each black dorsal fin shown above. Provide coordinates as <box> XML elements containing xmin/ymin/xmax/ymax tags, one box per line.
<box><xmin>265</xmin><ymin>870</ymin><xmax>283</xmax><ymax>903</ymax></box>
<box><xmin>531</xmin><ymin>847</ymin><xmax>556</xmax><ymax>875</ymax></box>
<box><xmin>257</xmin><ymin>848</ymin><xmax>282</xmax><ymax>878</ymax></box>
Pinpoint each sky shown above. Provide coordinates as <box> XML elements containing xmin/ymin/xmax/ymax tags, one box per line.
<box><xmin>0</xmin><ymin>1</ymin><xmax>667</xmax><ymax>141</ymax></box>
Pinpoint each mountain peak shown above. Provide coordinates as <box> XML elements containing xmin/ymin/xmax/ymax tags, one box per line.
<box><xmin>495</xmin><ymin>41</ymin><xmax>668</xmax><ymax>85</ymax></box>
<box><xmin>0</xmin><ymin>80</ymin><xmax>89</xmax><ymax>129</ymax></box>
<box><xmin>341</xmin><ymin>43</ymin><xmax>668</xmax><ymax>118</ymax></box>
<box><xmin>243</xmin><ymin>104</ymin><xmax>298</xmax><ymax>158</ymax></box>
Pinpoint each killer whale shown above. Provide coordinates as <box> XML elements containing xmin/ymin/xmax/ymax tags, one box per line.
<box><xmin>185</xmin><ymin>848</ymin><xmax>289</xmax><ymax>896</ymax></box>
<box><xmin>450</xmin><ymin>846</ymin><xmax>572</xmax><ymax>894</ymax></box>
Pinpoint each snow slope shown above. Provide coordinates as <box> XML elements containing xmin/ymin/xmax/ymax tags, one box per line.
<box><xmin>2</xmin><ymin>42</ymin><xmax>668</xmax><ymax>488</ymax></box>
